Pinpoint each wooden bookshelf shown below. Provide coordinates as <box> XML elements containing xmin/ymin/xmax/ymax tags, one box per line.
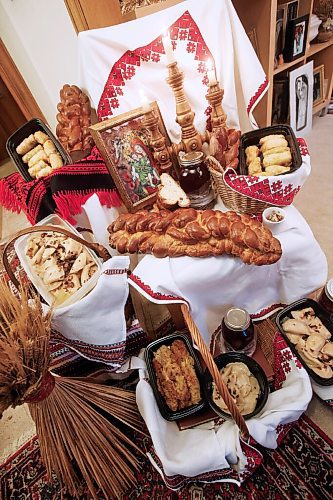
<box><xmin>232</xmin><ymin>0</ymin><xmax>333</xmax><ymax>126</ymax></box>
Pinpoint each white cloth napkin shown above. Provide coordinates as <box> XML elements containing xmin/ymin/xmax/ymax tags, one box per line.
<box><xmin>79</xmin><ymin>0</ymin><xmax>267</xmax><ymax>132</ymax></box>
<box><xmin>50</xmin><ymin>256</ymin><xmax>131</xmax><ymax>366</ymax></box>
<box><xmin>136</xmin><ymin>342</ymin><xmax>312</xmax><ymax>482</ymax></box>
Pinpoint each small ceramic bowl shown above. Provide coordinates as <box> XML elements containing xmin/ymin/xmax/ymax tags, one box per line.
<box><xmin>262</xmin><ymin>207</ymin><xmax>286</xmax><ymax>234</ymax></box>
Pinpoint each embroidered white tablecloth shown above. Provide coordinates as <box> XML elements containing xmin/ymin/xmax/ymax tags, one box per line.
<box><xmin>78</xmin><ymin>0</ymin><xmax>267</xmax><ymax>133</ymax></box>
<box><xmin>129</xmin><ymin>203</ymin><xmax>328</xmax><ymax>344</ymax></box>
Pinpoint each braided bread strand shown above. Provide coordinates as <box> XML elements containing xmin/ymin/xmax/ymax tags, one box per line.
<box><xmin>108</xmin><ymin>208</ymin><xmax>282</xmax><ymax>266</ymax></box>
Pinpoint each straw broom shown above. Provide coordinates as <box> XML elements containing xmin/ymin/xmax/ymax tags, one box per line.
<box><xmin>0</xmin><ymin>279</ymin><xmax>147</xmax><ymax>498</ymax></box>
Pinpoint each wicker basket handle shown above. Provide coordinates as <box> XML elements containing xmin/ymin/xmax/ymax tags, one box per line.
<box><xmin>181</xmin><ymin>304</ymin><xmax>250</xmax><ymax>440</ymax></box>
<box><xmin>2</xmin><ymin>225</ymin><xmax>111</xmax><ymax>291</ymax></box>
<box><xmin>205</xmin><ymin>155</ymin><xmax>225</xmax><ymax>174</ymax></box>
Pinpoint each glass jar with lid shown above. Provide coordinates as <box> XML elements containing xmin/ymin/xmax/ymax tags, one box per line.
<box><xmin>318</xmin><ymin>279</ymin><xmax>333</xmax><ymax>317</ymax></box>
<box><xmin>221</xmin><ymin>307</ymin><xmax>257</xmax><ymax>356</ymax></box>
<box><xmin>178</xmin><ymin>151</ymin><xmax>215</xmax><ymax>209</ymax></box>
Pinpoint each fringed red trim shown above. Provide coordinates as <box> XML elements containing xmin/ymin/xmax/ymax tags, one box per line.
<box><xmin>53</xmin><ymin>190</ymin><xmax>122</xmax><ymax>224</ymax></box>
<box><xmin>0</xmin><ymin>177</ymin><xmax>23</xmax><ymax>215</ymax></box>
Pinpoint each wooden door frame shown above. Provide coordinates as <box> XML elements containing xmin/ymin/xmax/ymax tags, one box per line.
<box><xmin>0</xmin><ymin>39</ymin><xmax>46</xmax><ymax>123</ymax></box>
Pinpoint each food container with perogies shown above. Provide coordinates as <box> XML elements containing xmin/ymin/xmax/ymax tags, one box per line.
<box><xmin>14</xmin><ymin>214</ymin><xmax>102</xmax><ymax>309</ymax></box>
<box><xmin>276</xmin><ymin>298</ymin><xmax>333</xmax><ymax>386</ymax></box>
<box><xmin>204</xmin><ymin>352</ymin><xmax>269</xmax><ymax>420</ymax></box>
<box><xmin>144</xmin><ymin>333</ymin><xmax>206</xmax><ymax>421</ymax></box>
<box><xmin>239</xmin><ymin>125</ymin><xmax>302</xmax><ymax>177</ymax></box>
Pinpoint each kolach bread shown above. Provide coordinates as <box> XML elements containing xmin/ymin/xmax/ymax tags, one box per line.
<box><xmin>108</xmin><ymin>208</ymin><xmax>282</xmax><ymax>265</ymax></box>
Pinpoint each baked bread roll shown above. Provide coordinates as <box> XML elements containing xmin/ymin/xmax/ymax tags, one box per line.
<box><xmin>263</xmin><ymin>151</ymin><xmax>292</xmax><ymax>167</ymax></box>
<box><xmin>16</xmin><ymin>134</ymin><xmax>37</xmax><ymax>155</ymax></box>
<box><xmin>261</xmin><ymin>138</ymin><xmax>288</xmax><ymax>153</ymax></box>
<box><xmin>245</xmin><ymin>145</ymin><xmax>260</xmax><ymax>166</ymax></box>
<box><xmin>34</xmin><ymin>131</ymin><xmax>49</xmax><ymax>144</ymax></box>
<box><xmin>49</xmin><ymin>153</ymin><xmax>63</xmax><ymax>169</ymax></box>
<box><xmin>248</xmin><ymin>157</ymin><xmax>262</xmax><ymax>176</ymax></box>
<box><xmin>262</xmin><ymin>146</ymin><xmax>290</xmax><ymax>157</ymax></box>
<box><xmin>28</xmin><ymin>160</ymin><xmax>50</xmax><ymax>177</ymax></box>
<box><xmin>36</xmin><ymin>166</ymin><xmax>53</xmax><ymax>179</ymax></box>
<box><xmin>263</xmin><ymin>165</ymin><xmax>290</xmax><ymax>176</ymax></box>
<box><xmin>43</xmin><ymin>139</ymin><xmax>57</xmax><ymax>156</ymax></box>
<box><xmin>259</xmin><ymin>134</ymin><xmax>285</xmax><ymax>145</ymax></box>
<box><xmin>28</xmin><ymin>150</ymin><xmax>48</xmax><ymax>167</ymax></box>
<box><xmin>108</xmin><ymin>208</ymin><xmax>282</xmax><ymax>265</ymax></box>
<box><xmin>22</xmin><ymin>145</ymin><xmax>43</xmax><ymax>163</ymax></box>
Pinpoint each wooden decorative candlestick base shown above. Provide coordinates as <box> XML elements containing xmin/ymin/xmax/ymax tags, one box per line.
<box><xmin>166</xmin><ymin>62</ymin><xmax>209</xmax><ymax>154</ymax></box>
<box><xmin>205</xmin><ymin>82</ymin><xmax>227</xmax><ymax>131</ymax></box>
<box><xmin>143</xmin><ymin>107</ymin><xmax>173</xmax><ymax>175</ymax></box>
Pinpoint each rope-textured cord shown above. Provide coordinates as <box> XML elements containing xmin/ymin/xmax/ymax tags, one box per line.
<box><xmin>181</xmin><ymin>304</ymin><xmax>249</xmax><ymax>439</ymax></box>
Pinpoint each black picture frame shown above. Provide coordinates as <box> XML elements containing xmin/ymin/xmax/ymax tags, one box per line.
<box><xmin>284</xmin><ymin>14</ymin><xmax>309</xmax><ymax>62</ymax></box>
<box><xmin>272</xmin><ymin>78</ymin><xmax>290</xmax><ymax>125</ymax></box>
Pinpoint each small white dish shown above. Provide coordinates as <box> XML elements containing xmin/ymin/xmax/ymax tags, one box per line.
<box><xmin>262</xmin><ymin>207</ymin><xmax>287</xmax><ymax>234</ymax></box>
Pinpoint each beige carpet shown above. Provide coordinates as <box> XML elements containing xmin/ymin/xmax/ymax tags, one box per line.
<box><xmin>0</xmin><ymin>115</ymin><xmax>332</xmax><ymax>462</ymax></box>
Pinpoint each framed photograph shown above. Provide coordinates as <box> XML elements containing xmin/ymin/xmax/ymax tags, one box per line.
<box><xmin>284</xmin><ymin>14</ymin><xmax>309</xmax><ymax>62</ymax></box>
<box><xmin>289</xmin><ymin>61</ymin><xmax>313</xmax><ymax>137</ymax></box>
<box><xmin>313</xmin><ymin>65</ymin><xmax>325</xmax><ymax>107</ymax></box>
<box><xmin>276</xmin><ymin>1</ymin><xmax>299</xmax><ymax>58</ymax></box>
<box><xmin>247</xmin><ymin>26</ymin><xmax>260</xmax><ymax>58</ymax></box>
<box><xmin>272</xmin><ymin>77</ymin><xmax>289</xmax><ymax>125</ymax></box>
<box><xmin>275</xmin><ymin>8</ymin><xmax>285</xmax><ymax>59</ymax></box>
<box><xmin>90</xmin><ymin>102</ymin><xmax>169</xmax><ymax>212</ymax></box>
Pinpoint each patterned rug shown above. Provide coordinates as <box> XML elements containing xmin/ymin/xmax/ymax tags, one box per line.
<box><xmin>1</xmin><ymin>414</ymin><xmax>332</xmax><ymax>499</ymax></box>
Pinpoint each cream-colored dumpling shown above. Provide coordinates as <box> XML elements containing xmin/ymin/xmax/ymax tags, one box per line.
<box><xmin>282</xmin><ymin>318</ymin><xmax>311</xmax><ymax>336</ymax></box>
<box><xmin>70</xmin><ymin>252</ymin><xmax>87</xmax><ymax>274</ymax></box>
<box><xmin>305</xmin><ymin>335</ymin><xmax>326</xmax><ymax>356</ymax></box>
<box><xmin>43</xmin><ymin>265</ymin><xmax>65</xmax><ymax>285</ymax></box>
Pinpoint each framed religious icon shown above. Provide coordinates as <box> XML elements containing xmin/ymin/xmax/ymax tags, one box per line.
<box><xmin>313</xmin><ymin>65</ymin><xmax>325</xmax><ymax>107</ymax></box>
<box><xmin>284</xmin><ymin>14</ymin><xmax>309</xmax><ymax>62</ymax></box>
<box><xmin>90</xmin><ymin>102</ymin><xmax>170</xmax><ymax>212</ymax></box>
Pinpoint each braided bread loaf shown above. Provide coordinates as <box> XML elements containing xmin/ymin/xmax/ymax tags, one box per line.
<box><xmin>108</xmin><ymin>208</ymin><xmax>282</xmax><ymax>265</ymax></box>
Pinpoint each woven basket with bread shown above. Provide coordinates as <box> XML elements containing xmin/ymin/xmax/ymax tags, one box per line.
<box><xmin>207</xmin><ymin>124</ymin><xmax>303</xmax><ymax>214</ymax></box>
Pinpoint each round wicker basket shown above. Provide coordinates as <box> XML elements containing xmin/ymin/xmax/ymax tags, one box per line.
<box><xmin>206</xmin><ymin>156</ymin><xmax>281</xmax><ymax>215</ymax></box>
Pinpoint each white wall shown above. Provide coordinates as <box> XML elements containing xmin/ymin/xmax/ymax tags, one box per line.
<box><xmin>0</xmin><ymin>0</ymin><xmax>79</xmax><ymax>131</ymax></box>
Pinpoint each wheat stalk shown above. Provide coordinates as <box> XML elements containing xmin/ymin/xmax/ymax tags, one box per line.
<box><xmin>0</xmin><ymin>278</ymin><xmax>147</xmax><ymax>497</ymax></box>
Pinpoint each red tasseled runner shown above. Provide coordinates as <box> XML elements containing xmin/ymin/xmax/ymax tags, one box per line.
<box><xmin>0</xmin><ymin>147</ymin><xmax>121</xmax><ymax>225</ymax></box>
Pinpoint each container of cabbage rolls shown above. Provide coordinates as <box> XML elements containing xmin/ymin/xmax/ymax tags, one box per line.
<box><xmin>239</xmin><ymin>124</ymin><xmax>302</xmax><ymax>177</ymax></box>
<box><xmin>204</xmin><ymin>352</ymin><xmax>269</xmax><ymax>420</ymax></box>
<box><xmin>6</xmin><ymin>118</ymin><xmax>71</xmax><ymax>182</ymax></box>
<box><xmin>145</xmin><ymin>333</ymin><xmax>206</xmax><ymax>421</ymax></box>
<box><xmin>276</xmin><ymin>298</ymin><xmax>333</xmax><ymax>386</ymax></box>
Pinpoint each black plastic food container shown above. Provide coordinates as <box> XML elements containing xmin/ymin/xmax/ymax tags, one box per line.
<box><xmin>145</xmin><ymin>332</ymin><xmax>206</xmax><ymax>421</ymax></box>
<box><xmin>239</xmin><ymin>124</ymin><xmax>302</xmax><ymax>176</ymax></box>
<box><xmin>276</xmin><ymin>298</ymin><xmax>333</xmax><ymax>386</ymax></box>
<box><xmin>6</xmin><ymin>118</ymin><xmax>71</xmax><ymax>182</ymax></box>
<box><xmin>204</xmin><ymin>352</ymin><xmax>269</xmax><ymax>420</ymax></box>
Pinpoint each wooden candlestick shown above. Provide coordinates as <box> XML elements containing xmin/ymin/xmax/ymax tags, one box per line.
<box><xmin>205</xmin><ymin>81</ymin><xmax>227</xmax><ymax>131</ymax></box>
<box><xmin>143</xmin><ymin>108</ymin><xmax>173</xmax><ymax>174</ymax></box>
<box><xmin>166</xmin><ymin>62</ymin><xmax>209</xmax><ymax>154</ymax></box>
